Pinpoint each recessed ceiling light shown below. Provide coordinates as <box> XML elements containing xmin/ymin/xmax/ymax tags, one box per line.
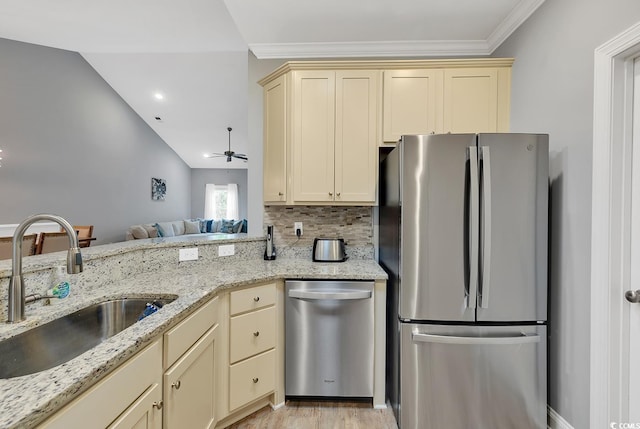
<box><xmin>154</xmin><ymin>92</ymin><xmax>164</xmax><ymax>100</ymax></box>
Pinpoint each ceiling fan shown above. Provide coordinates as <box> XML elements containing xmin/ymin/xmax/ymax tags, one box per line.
<box><xmin>204</xmin><ymin>127</ymin><xmax>248</xmax><ymax>162</ymax></box>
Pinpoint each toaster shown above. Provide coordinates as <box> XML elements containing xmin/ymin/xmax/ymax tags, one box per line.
<box><xmin>312</xmin><ymin>238</ymin><xmax>347</xmax><ymax>262</ymax></box>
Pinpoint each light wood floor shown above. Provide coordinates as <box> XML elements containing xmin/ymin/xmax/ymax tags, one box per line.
<box><xmin>226</xmin><ymin>400</ymin><xmax>398</xmax><ymax>429</ymax></box>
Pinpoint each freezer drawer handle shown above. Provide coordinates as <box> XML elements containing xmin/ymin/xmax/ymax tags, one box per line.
<box><xmin>411</xmin><ymin>332</ymin><xmax>540</xmax><ymax>345</ymax></box>
<box><xmin>288</xmin><ymin>289</ymin><xmax>372</xmax><ymax>300</ymax></box>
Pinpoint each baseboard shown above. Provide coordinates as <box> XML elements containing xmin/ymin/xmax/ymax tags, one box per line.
<box><xmin>271</xmin><ymin>401</ymin><xmax>285</xmax><ymax>410</ymax></box>
<box><xmin>548</xmin><ymin>406</ymin><xmax>574</xmax><ymax>429</ymax></box>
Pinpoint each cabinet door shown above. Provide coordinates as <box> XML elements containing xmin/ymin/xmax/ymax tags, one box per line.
<box><xmin>263</xmin><ymin>75</ymin><xmax>287</xmax><ymax>203</ymax></box>
<box><xmin>443</xmin><ymin>68</ymin><xmax>499</xmax><ymax>133</ymax></box>
<box><xmin>383</xmin><ymin>69</ymin><xmax>443</xmax><ymax>142</ymax></box>
<box><xmin>108</xmin><ymin>384</ymin><xmax>162</xmax><ymax>429</ymax></box>
<box><xmin>292</xmin><ymin>70</ymin><xmax>335</xmax><ymax>202</ymax></box>
<box><xmin>164</xmin><ymin>325</ymin><xmax>218</xmax><ymax>429</ymax></box>
<box><xmin>335</xmin><ymin>70</ymin><xmax>378</xmax><ymax>203</ymax></box>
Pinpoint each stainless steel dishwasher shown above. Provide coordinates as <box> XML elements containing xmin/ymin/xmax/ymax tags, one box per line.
<box><xmin>285</xmin><ymin>280</ymin><xmax>374</xmax><ymax>398</ymax></box>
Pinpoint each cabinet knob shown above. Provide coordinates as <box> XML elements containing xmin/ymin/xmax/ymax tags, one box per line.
<box><xmin>336</xmin><ymin>192</ymin><xmax>341</xmax><ymax>197</ymax></box>
<box><xmin>253</xmin><ymin>377</ymin><xmax>259</xmax><ymax>383</ymax></box>
<box><xmin>171</xmin><ymin>380</ymin><xmax>181</xmax><ymax>390</ymax></box>
<box><xmin>253</xmin><ymin>331</ymin><xmax>260</xmax><ymax>337</ymax></box>
<box><xmin>254</xmin><ymin>296</ymin><xmax>260</xmax><ymax>302</ymax></box>
<box><xmin>278</xmin><ymin>192</ymin><xmax>284</xmax><ymax>196</ymax></box>
<box><xmin>328</xmin><ymin>192</ymin><xmax>333</xmax><ymax>197</ymax></box>
<box><xmin>153</xmin><ymin>401</ymin><xmax>163</xmax><ymax>410</ymax></box>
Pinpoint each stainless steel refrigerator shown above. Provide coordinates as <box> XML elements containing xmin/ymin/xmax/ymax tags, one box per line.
<box><xmin>379</xmin><ymin>133</ymin><xmax>548</xmax><ymax>429</ymax></box>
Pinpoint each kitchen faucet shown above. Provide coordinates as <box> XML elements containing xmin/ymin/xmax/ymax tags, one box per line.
<box><xmin>7</xmin><ymin>214</ymin><xmax>83</xmax><ymax>323</ymax></box>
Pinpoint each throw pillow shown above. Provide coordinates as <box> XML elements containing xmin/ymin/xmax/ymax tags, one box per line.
<box><xmin>231</xmin><ymin>219</ymin><xmax>244</xmax><ymax>233</ymax></box>
<box><xmin>241</xmin><ymin>219</ymin><xmax>248</xmax><ymax>233</ymax></box>
<box><xmin>143</xmin><ymin>224</ymin><xmax>158</xmax><ymax>238</ymax></box>
<box><xmin>130</xmin><ymin>225</ymin><xmax>149</xmax><ymax>239</ymax></box>
<box><xmin>205</xmin><ymin>219</ymin><xmax>220</xmax><ymax>233</ymax></box>
<box><xmin>184</xmin><ymin>220</ymin><xmax>200</xmax><ymax>234</ymax></box>
<box><xmin>172</xmin><ymin>220</ymin><xmax>185</xmax><ymax>236</ymax></box>
<box><xmin>155</xmin><ymin>222</ymin><xmax>175</xmax><ymax>237</ymax></box>
<box><xmin>220</xmin><ymin>219</ymin><xmax>235</xmax><ymax>233</ymax></box>
<box><xmin>197</xmin><ymin>218</ymin><xmax>208</xmax><ymax>233</ymax></box>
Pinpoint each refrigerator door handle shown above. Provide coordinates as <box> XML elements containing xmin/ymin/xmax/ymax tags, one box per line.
<box><xmin>467</xmin><ymin>146</ymin><xmax>479</xmax><ymax>309</ymax></box>
<box><xmin>411</xmin><ymin>332</ymin><xmax>540</xmax><ymax>345</ymax></box>
<box><xmin>288</xmin><ymin>289</ymin><xmax>372</xmax><ymax>300</ymax></box>
<box><xmin>479</xmin><ymin>145</ymin><xmax>492</xmax><ymax>309</ymax></box>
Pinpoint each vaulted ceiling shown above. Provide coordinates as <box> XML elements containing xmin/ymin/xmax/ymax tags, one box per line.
<box><xmin>0</xmin><ymin>0</ymin><xmax>545</xmax><ymax>169</ymax></box>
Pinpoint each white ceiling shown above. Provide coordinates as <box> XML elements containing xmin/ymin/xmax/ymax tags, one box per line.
<box><xmin>0</xmin><ymin>0</ymin><xmax>545</xmax><ymax>168</ymax></box>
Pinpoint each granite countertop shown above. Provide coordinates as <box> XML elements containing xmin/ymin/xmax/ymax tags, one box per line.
<box><xmin>0</xmin><ymin>238</ymin><xmax>387</xmax><ymax>429</ymax></box>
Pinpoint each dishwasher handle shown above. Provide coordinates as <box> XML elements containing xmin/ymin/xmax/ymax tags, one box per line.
<box><xmin>288</xmin><ymin>289</ymin><xmax>372</xmax><ymax>300</ymax></box>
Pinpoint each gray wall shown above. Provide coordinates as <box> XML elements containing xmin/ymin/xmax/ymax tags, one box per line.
<box><xmin>494</xmin><ymin>1</ymin><xmax>640</xmax><ymax>427</ymax></box>
<box><xmin>247</xmin><ymin>54</ymin><xmax>286</xmax><ymax>236</ymax></box>
<box><xmin>190</xmin><ymin>168</ymin><xmax>248</xmax><ymax>220</ymax></box>
<box><xmin>0</xmin><ymin>38</ymin><xmax>192</xmax><ymax>244</ymax></box>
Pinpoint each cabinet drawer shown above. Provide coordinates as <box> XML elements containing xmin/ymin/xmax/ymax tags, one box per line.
<box><xmin>164</xmin><ymin>296</ymin><xmax>218</xmax><ymax>368</ymax></box>
<box><xmin>229</xmin><ymin>349</ymin><xmax>276</xmax><ymax>411</ymax></box>
<box><xmin>230</xmin><ymin>283</ymin><xmax>276</xmax><ymax>316</ymax></box>
<box><xmin>230</xmin><ymin>306</ymin><xmax>276</xmax><ymax>364</ymax></box>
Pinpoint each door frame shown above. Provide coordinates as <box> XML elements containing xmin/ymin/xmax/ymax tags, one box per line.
<box><xmin>591</xmin><ymin>21</ymin><xmax>640</xmax><ymax>428</ymax></box>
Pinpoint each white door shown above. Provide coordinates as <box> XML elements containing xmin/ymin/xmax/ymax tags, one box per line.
<box><xmin>591</xmin><ymin>22</ymin><xmax>640</xmax><ymax>429</ymax></box>
<box><xmin>628</xmin><ymin>56</ymin><xmax>640</xmax><ymax>422</ymax></box>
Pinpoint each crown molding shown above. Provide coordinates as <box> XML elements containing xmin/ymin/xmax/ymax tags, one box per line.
<box><xmin>486</xmin><ymin>0</ymin><xmax>546</xmax><ymax>52</ymax></box>
<box><xmin>250</xmin><ymin>0</ymin><xmax>545</xmax><ymax>60</ymax></box>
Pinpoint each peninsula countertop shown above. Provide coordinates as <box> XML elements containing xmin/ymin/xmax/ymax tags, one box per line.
<box><xmin>0</xmin><ymin>235</ymin><xmax>387</xmax><ymax>429</ymax></box>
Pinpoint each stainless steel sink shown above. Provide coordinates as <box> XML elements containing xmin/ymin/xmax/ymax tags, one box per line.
<box><xmin>0</xmin><ymin>296</ymin><xmax>176</xmax><ymax>379</ymax></box>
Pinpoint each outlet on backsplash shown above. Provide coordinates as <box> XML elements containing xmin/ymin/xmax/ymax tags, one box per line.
<box><xmin>294</xmin><ymin>222</ymin><xmax>303</xmax><ymax>236</ymax></box>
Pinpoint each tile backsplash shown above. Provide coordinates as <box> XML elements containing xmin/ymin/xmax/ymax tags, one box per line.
<box><xmin>263</xmin><ymin>206</ymin><xmax>373</xmax><ymax>248</ymax></box>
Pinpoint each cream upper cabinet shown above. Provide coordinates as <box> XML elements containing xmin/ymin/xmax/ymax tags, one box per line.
<box><xmin>291</xmin><ymin>70</ymin><xmax>378</xmax><ymax>204</ymax></box>
<box><xmin>334</xmin><ymin>70</ymin><xmax>378</xmax><ymax>203</ymax></box>
<box><xmin>443</xmin><ymin>67</ymin><xmax>510</xmax><ymax>133</ymax></box>
<box><xmin>259</xmin><ymin>59</ymin><xmax>512</xmax><ymax>202</ymax></box>
<box><xmin>291</xmin><ymin>70</ymin><xmax>336</xmax><ymax>203</ymax></box>
<box><xmin>383</xmin><ymin>69</ymin><xmax>443</xmax><ymax>142</ymax></box>
<box><xmin>263</xmin><ymin>75</ymin><xmax>287</xmax><ymax>204</ymax></box>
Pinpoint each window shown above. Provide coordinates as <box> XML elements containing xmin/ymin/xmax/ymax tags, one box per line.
<box><xmin>204</xmin><ymin>183</ymin><xmax>238</xmax><ymax>219</ymax></box>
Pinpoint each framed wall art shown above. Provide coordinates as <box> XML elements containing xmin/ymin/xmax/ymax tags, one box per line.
<box><xmin>151</xmin><ymin>177</ymin><xmax>166</xmax><ymax>201</ymax></box>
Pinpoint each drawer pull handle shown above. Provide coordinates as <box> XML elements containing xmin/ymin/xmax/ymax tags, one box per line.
<box><xmin>253</xmin><ymin>331</ymin><xmax>260</xmax><ymax>337</ymax></box>
<box><xmin>171</xmin><ymin>381</ymin><xmax>181</xmax><ymax>390</ymax></box>
<box><xmin>153</xmin><ymin>401</ymin><xmax>163</xmax><ymax>410</ymax></box>
<box><xmin>253</xmin><ymin>377</ymin><xmax>259</xmax><ymax>383</ymax></box>
<box><xmin>278</xmin><ymin>192</ymin><xmax>284</xmax><ymax>196</ymax></box>
<box><xmin>254</xmin><ymin>296</ymin><xmax>260</xmax><ymax>302</ymax></box>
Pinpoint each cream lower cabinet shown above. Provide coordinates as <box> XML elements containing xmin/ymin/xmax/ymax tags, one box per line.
<box><xmin>215</xmin><ymin>281</ymin><xmax>284</xmax><ymax>428</ymax></box>
<box><xmin>163</xmin><ymin>296</ymin><xmax>219</xmax><ymax>429</ymax></box>
<box><xmin>108</xmin><ymin>384</ymin><xmax>162</xmax><ymax>429</ymax></box>
<box><xmin>38</xmin><ymin>341</ymin><xmax>163</xmax><ymax>429</ymax></box>
<box><xmin>37</xmin><ymin>283</ymin><xmax>285</xmax><ymax>429</ymax></box>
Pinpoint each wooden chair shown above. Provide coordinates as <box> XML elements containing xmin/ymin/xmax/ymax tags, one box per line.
<box><xmin>37</xmin><ymin>232</ymin><xmax>72</xmax><ymax>254</ymax></box>
<box><xmin>61</xmin><ymin>225</ymin><xmax>94</xmax><ymax>248</ymax></box>
<box><xmin>0</xmin><ymin>234</ymin><xmax>37</xmax><ymax>260</ymax></box>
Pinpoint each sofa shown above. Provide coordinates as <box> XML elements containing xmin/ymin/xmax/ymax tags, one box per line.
<box><xmin>126</xmin><ymin>218</ymin><xmax>247</xmax><ymax>241</ymax></box>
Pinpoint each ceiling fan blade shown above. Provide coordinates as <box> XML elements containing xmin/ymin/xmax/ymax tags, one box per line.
<box><xmin>233</xmin><ymin>154</ymin><xmax>248</xmax><ymax>160</ymax></box>
<box><xmin>204</xmin><ymin>153</ymin><xmax>225</xmax><ymax>158</ymax></box>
